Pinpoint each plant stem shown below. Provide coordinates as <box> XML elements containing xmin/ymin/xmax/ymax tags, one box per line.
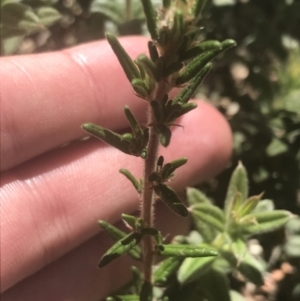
<box><xmin>141</xmin><ymin>81</ymin><xmax>170</xmax><ymax>283</ymax></box>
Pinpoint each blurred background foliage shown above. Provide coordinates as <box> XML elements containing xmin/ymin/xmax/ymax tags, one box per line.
<box><xmin>2</xmin><ymin>0</ymin><xmax>298</xmax><ymax>214</ymax></box>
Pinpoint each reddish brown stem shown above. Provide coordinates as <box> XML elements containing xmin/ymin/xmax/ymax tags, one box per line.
<box><xmin>141</xmin><ymin>81</ymin><xmax>170</xmax><ymax>283</ymax></box>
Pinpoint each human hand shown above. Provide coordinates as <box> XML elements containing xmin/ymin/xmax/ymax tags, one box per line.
<box><xmin>0</xmin><ymin>36</ymin><xmax>232</xmax><ymax>301</ymax></box>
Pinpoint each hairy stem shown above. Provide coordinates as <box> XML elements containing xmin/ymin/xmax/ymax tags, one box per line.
<box><xmin>141</xmin><ymin>81</ymin><xmax>170</xmax><ymax>283</ymax></box>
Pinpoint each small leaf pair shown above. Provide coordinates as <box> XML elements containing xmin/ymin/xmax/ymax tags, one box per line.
<box><xmin>99</xmin><ymin>219</ymin><xmax>161</xmax><ymax>268</ymax></box>
<box><xmin>106</xmin><ymin>33</ymin><xmax>140</xmax><ymax>83</ymax></box>
<box><xmin>151</xmin><ymin>96</ymin><xmax>198</xmax><ymax>129</ymax></box>
<box><xmin>173</xmin><ymin>63</ymin><xmax>212</xmax><ymax>104</ymax></box>
<box><xmin>98</xmin><ymin>221</ymin><xmax>142</xmax><ymax>267</ymax></box>
<box><xmin>82</xmin><ymin>106</ymin><xmax>148</xmax><ymax>158</ymax></box>
<box><xmin>154</xmin><ymin>242</ymin><xmax>217</xmax><ymax>287</ymax></box>
<box><xmin>238</xmin><ymin>210</ymin><xmax>293</xmax><ymax>235</ymax></box>
<box><xmin>148</xmin><ymin>156</ymin><xmax>188</xmax><ymax>183</ymax></box>
<box><xmin>135</xmin><ymin>54</ymin><xmax>160</xmax><ymax>82</ymax></box>
<box><xmin>121</xmin><ymin>214</ymin><xmax>143</xmax><ymax>232</ymax></box>
<box><xmin>149</xmin><ymin>158</ymin><xmax>188</xmax><ymax>217</ymax></box>
<box><xmin>179</xmin><ymin>40</ymin><xmax>222</xmax><ymax>61</ymax></box>
<box><xmin>176</xmin><ymin>39</ymin><xmax>236</xmax><ymax>85</ymax></box>
<box><xmin>98</xmin><ymin>221</ymin><xmax>142</xmax><ymax>260</ymax></box>
<box><xmin>106</xmin><ymin>33</ymin><xmax>156</xmax><ymax>99</ymax></box>
<box><xmin>150</xmin><ymin>95</ymin><xmax>197</xmax><ymax>147</ymax></box>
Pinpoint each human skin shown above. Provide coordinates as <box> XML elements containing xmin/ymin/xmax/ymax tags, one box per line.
<box><xmin>0</xmin><ymin>36</ymin><xmax>232</xmax><ymax>301</ymax></box>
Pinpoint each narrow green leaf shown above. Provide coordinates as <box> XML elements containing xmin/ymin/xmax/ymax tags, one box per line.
<box><xmin>173</xmin><ymin>63</ymin><xmax>212</xmax><ymax>103</ymax></box>
<box><xmin>106</xmin><ymin>33</ymin><xmax>140</xmax><ymax>82</ymax></box>
<box><xmin>140</xmin><ymin>281</ymin><xmax>152</xmax><ymax>301</ymax></box>
<box><xmin>193</xmin><ymin>218</ymin><xmax>218</xmax><ymax>243</ymax></box>
<box><xmin>237</xmin><ymin>194</ymin><xmax>263</xmax><ymax>217</ymax></box>
<box><xmin>231</xmin><ymin>191</ymin><xmax>243</xmax><ymax>212</ymax></box>
<box><xmin>135</xmin><ymin>54</ymin><xmax>160</xmax><ymax>81</ymax></box>
<box><xmin>240</xmin><ymin>210</ymin><xmax>292</xmax><ymax>235</ymax></box>
<box><xmin>154</xmin><ymin>184</ymin><xmax>189</xmax><ymax>217</ymax></box>
<box><xmin>154</xmin><ymin>257</ymin><xmax>184</xmax><ymax>286</ymax></box>
<box><xmin>119</xmin><ymin>169</ymin><xmax>141</xmax><ymax>193</ymax></box>
<box><xmin>131</xmin><ymin>78</ymin><xmax>150</xmax><ymax>98</ymax></box>
<box><xmin>98</xmin><ymin>220</ymin><xmax>125</xmax><ymax>241</ymax></box>
<box><xmin>178</xmin><ymin>256</ymin><xmax>215</xmax><ymax>284</ymax></box>
<box><xmin>82</xmin><ymin>123</ymin><xmax>131</xmax><ymax>154</ymax></box>
<box><xmin>121</xmin><ymin>133</ymin><xmax>134</xmax><ymax>142</ymax></box>
<box><xmin>166</xmin><ymin>102</ymin><xmax>197</xmax><ymax>121</ymax></box>
<box><xmin>176</xmin><ymin>51</ymin><xmax>219</xmax><ymax>85</ymax></box>
<box><xmin>148</xmin><ymin>41</ymin><xmax>159</xmax><ymax>62</ymax></box>
<box><xmin>193</xmin><ymin>0</ymin><xmax>208</xmax><ymax>18</ymax></box>
<box><xmin>224</xmin><ymin>162</ymin><xmax>249</xmax><ymax>220</ymax></box>
<box><xmin>157</xmin><ymin>125</ymin><xmax>172</xmax><ymax>147</ymax></box>
<box><xmin>221</xmin><ymin>39</ymin><xmax>237</xmax><ymax>50</ymax></box>
<box><xmin>171</xmin><ymin>10</ymin><xmax>185</xmax><ymax>41</ymax></box>
<box><xmin>140</xmin><ymin>0</ymin><xmax>158</xmax><ymax>40</ymax></box>
<box><xmin>106</xmin><ymin>295</ymin><xmax>139</xmax><ymax>301</ymax></box>
<box><xmin>191</xmin><ymin>203</ymin><xmax>226</xmax><ymax>232</ymax></box>
<box><xmin>176</xmin><ymin>39</ymin><xmax>235</xmax><ymax>85</ymax></box>
<box><xmin>156</xmin><ymin>243</ymin><xmax>218</xmax><ymax>257</ymax></box>
<box><xmin>180</xmin><ymin>41</ymin><xmax>222</xmax><ymax>61</ymax></box>
<box><xmin>98</xmin><ymin>220</ymin><xmax>141</xmax><ymax>261</ymax></box>
<box><xmin>230</xmin><ymin>239</ymin><xmax>247</xmax><ymax>264</ymax></box>
<box><xmin>124</xmin><ymin>106</ymin><xmax>143</xmax><ymax>138</ymax></box>
<box><xmin>187</xmin><ymin>187</ymin><xmax>212</xmax><ymax>206</ymax></box>
<box><xmin>121</xmin><ymin>214</ymin><xmax>138</xmax><ymax>229</ymax></box>
<box><xmin>163</xmin><ymin>102</ymin><xmax>181</xmax><ymax>122</ymax></box>
<box><xmin>99</xmin><ymin>232</ymin><xmax>141</xmax><ymax>267</ymax></box>
<box><xmin>82</xmin><ymin>122</ymin><xmax>147</xmax><ymax>158</ymax></box>
<box><xmin>161</xmin><ymin>157</ymin><xmax>188</xmax><ymax>180</ymax></box>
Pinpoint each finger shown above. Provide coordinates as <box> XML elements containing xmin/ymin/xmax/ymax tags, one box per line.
<box><xmin>1</xmin><ymin>204</ymin><xmax>188</xmax><ymax>301</ymax></box>
<box><xmin>1</xmin><ymin>101</ymin><xmax>232</xmax><ymax>292</ymax></box>
<box><xmin>1</xmin><ymin>36</ymin><xmax>149</xmax><ymax>171</ymax></box>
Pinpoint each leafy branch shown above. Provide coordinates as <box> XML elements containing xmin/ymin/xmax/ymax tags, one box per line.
<box><xmin>80</xmin><ymin>1</ymin><xmax>294</xmax><ymax>300</ymax></box>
